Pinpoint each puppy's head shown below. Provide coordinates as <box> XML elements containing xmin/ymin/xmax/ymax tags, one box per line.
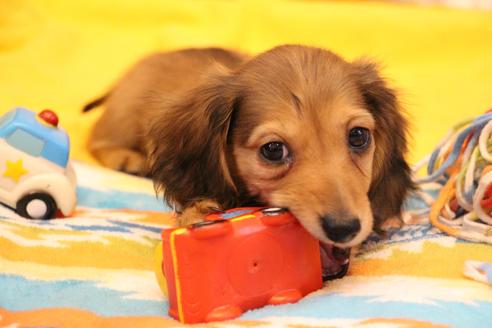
<box><xmin>149</xmin><ymin>45</ymin><xmax>413</xmax><ymax>247</ymax></box>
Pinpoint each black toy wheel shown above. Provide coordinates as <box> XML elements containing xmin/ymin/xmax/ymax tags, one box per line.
<box><xmin>16</xmin><ymin>193</ymin><xmax>57</xmax><ymax>220</ymax></box>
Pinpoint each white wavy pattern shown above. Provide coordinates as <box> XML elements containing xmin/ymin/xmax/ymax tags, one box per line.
<box><xmin>320</xmin><ymin>275</ymin><xmax>492</xmax><ymax>304</ymax></box>
<box><xmin>0</xmin><ymin>206</ymin><xmax>167</xmax><ymax>247</ymax></box>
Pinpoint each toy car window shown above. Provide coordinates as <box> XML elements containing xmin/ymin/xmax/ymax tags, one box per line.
<box><xmin>0</xmin><ymin>111</ymin><xmax>15</xmax><ymax>129</ymax></box>
<box><xmin>7</xmin><ymin>129</ymin><xmax>44</xmax><ymax>157</ymax></box>
<box><xmin>220</xmin><ymin>209</ymin><xmax>255</xmax><ymax>219</ymax></box>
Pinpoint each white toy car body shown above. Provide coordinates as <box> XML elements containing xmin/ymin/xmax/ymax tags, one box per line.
<box><xmin>0</xmin><ymin>107</ymin><xmax>76</xmax><ymax>219</ymax></box>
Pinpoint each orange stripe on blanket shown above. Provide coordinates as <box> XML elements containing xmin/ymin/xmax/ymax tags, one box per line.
<box><xmin>0</xmin><ymin>237</ymin><xmax>158</xmax><ymax>270</ymax></box>
<box><xmin>0</xmin><ymin>308</ymin><xmax>449</xmax><ymax>328</ymax></box>
<box><xmin>0</xmin><ymin>307</ymin><xmax>268</xmax><ymax>328</ymax></box>
<box><xmin>351</xmin><ymin>241</ymin><xmax>492</xmax><ymax>279</ymax></box>
<box><xmin>0</xmin><ymin>307</ymin><xmax>174</xmax><ymax>328</ymax></box>
<box><xmin>0</xmin><ymin>308</ymin><xmax>450</xmax><ymax>327</ymax></box>
<box><xmin>361</xmin><ymin>317</ymin><xmax>450</xmax><ymax>328</ymax></box>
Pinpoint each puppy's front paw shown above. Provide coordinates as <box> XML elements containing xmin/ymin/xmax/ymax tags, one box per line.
<box><xmin>379</xmin><ymin>216</ymin><xmax>404</xmax><ymax>231</ymax></box>
<box><xmin>176</xmin><ymin>200</ymin><xmax>223</xmax><ymax>227</ymax></box>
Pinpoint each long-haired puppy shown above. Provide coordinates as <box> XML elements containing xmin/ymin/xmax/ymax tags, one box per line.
<box><xmin>84</xmin><ymin>45</ymin><xmax>414</xmax><ymax>249</ymax></box>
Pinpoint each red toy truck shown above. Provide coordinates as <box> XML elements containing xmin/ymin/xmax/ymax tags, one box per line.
<box><xmin>156</xmin><ymin>207</ymin><xmax>323</xmax><ymax>324</ymax></box>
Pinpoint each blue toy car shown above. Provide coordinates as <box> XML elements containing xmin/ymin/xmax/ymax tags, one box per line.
<box><xmin>0</xmin><ymin>107</ymin><xmax>76</xmax><ymax>219</ymax></box>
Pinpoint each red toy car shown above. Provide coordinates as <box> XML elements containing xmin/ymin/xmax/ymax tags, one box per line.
<box><xmin>156</xmin><ymin>207</ymin><xmax>323</xmax><ymax>324</ymax></box>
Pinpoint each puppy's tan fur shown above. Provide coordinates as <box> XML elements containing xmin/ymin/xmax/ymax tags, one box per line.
<box><xmin>85</xmin><ymin>48</ymin><xmax>245</xmax><ymax>174</ymax></box>
<box><xmin>85</xmin><ymin>45</ymin><xmax>414</xmax><ymax>248</ymax></box>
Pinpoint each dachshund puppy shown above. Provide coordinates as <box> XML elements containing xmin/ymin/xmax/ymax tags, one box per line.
<box><xmin>85</xmin><ymin>45</ymin><xmax>414</xmax><ymax>249</ymax></box>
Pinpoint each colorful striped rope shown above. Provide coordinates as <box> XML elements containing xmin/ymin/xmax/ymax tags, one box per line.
<box><xmin>415</xmin><ymin>110</ymin><xmax>492</xmax><ymax>244</ymax></box>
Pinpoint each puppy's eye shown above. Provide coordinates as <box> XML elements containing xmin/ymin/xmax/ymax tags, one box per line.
<box><xmin>260</xmin><ymin>142</ymin><xmax>290</xmax><ymax>163</ymax></box>
<box><xmin>348</xmin><ymin>127</ymin><xmax>371</xmax><ymax>151</ymax></box>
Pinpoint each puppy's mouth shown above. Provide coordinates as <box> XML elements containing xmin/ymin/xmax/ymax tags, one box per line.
<box><xmin>247</xmin><ymin>204</ymin><xmax>352</xmax><ymax>280</ymax></box>
<box><xmin>263</xmin><ymin>205</ymin><xmax>352</xmax><ymax>280</ymax></box>
<box><xmin>320</xmin><ymin>243</ymin><xmax>351</xmax><ymax>281</ymax></box>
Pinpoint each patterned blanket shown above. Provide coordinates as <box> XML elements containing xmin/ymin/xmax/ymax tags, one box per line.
<box><xmin>2</xmin><ymin>1</ymin><xmax>492</xmax><ymax>326</ymax></box>
<box><xmin>1</xmin><ymin>161</ymin><xmax>491</xmax><ymax>327</ymax></box>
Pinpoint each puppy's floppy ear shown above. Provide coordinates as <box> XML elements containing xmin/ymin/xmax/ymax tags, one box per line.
<box><xmin>147</xmin><ymin>65</ymin><xmax>240</xmax><ymax>210</ymax></box>
<box><xmin>353</xmin><ymin>59</ymin><xmax>415</xmax><ymax>229</ymax></box>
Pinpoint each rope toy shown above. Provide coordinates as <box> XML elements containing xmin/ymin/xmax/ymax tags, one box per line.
<box><xmin>414</xmin><ymin>110</ymin><xmax>492</xmax><ymax>244</ymax></box>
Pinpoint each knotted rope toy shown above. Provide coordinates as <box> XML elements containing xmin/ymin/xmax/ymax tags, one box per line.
<box><xmin>413</xmin><ymin>110</ymin><xmax>492</xmax><ymax>244</ymax></box>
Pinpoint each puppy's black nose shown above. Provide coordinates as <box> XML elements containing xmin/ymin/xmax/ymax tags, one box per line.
<box><xmin>321</xmin><ymin>215</ymin><xmax>361</xmax><ymax>243</ymax></box>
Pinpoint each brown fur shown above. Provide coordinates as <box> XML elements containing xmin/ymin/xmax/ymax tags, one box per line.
<box><xmin>85</xmin><ymin>45</ymin><xmax>414</xmax><ymax>247</ymax></box>
<box><xmin>85</xmin><ymin>48</ymin><xmax>245</xmax><ymax>175</ymax></box>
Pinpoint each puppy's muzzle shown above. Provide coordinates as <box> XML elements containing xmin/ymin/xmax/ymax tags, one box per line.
<box><xmin>321</xmin><ymin>215</ymin><xmax>361</xmax><ymax>243</ymax></box>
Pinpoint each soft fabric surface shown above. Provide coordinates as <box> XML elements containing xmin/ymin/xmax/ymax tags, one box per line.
<box><xmin>1</xmin><ymin>163</ymin><xmax>492</xmax><ymax>327</ymax></box>
<box><xmin>1</xmin><ymin>1</ymin><xmax>492</xmax><ymax>327</ymax></box>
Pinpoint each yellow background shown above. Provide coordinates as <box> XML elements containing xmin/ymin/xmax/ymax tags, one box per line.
<box><xmin>1</xmin><ymin>0</ymin><xmax>491</xmax><ymax>165</ymax></box>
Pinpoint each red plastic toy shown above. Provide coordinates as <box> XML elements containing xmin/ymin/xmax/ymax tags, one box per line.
<box><xmin>156</xmin><ymin>207</ymin><xmax>323</xmax><ymax>324</ymax></box>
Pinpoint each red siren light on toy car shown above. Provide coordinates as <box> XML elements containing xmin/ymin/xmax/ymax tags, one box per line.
<box><xmin>38</xmin><ymin>109</ymin><xmax>59</xmax><ymax>127</ymax></box>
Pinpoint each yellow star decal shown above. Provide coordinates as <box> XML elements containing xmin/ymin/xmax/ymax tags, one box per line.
<box><xmin>4</xmin><ymin>159</ymin><xmax>29</xmax><ymax>183</ymax></box>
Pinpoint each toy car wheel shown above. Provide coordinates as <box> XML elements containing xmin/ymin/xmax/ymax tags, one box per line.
<box><xmin>260</xmin><ymin>208</ymin><xmax>295</xmax><ymax>226</ymax></box>
<box><xmin>190</xmin><ymin>219</ymin><xmax>232</xmax><ymax>239</ymax></box>
<box><xmin>262</xmin><ymin>208</ymin><xmax>288</xmax><ymax>216</ymax></box>
<box><xmin>190</xmin><ymin>219</ymin><xmax>227</xmax><ymax>229</ymax></box>
<box><xmin>16</xmin><ymin>193</ymin><xmax>57</xmax><ymax>220</ymax></box>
